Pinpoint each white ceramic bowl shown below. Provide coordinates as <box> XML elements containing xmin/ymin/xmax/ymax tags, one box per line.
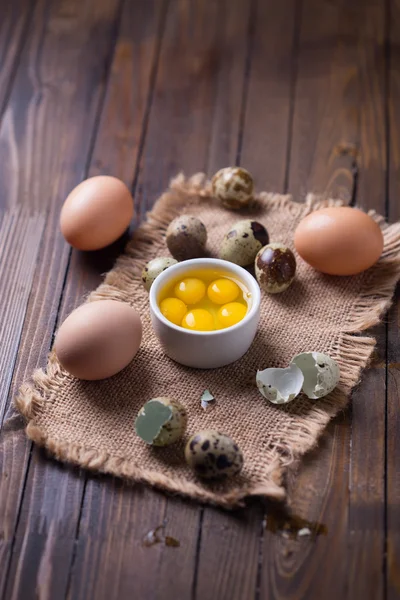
<box><xmin>149</xmin><ymin>258</ymin><xmax>261</xmax><ymax>369</ymax></box>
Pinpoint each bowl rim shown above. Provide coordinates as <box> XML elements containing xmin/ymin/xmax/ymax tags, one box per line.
<box><xmin>149</xmin><ymin>257</ymin><xmax>261</xmax><ymax>336</ymax></box>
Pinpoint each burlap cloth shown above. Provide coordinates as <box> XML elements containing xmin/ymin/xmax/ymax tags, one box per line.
<box><xmin>16</xmin><ymin>174</ymin><xmax>400</xmax><ymax>508</ymax></box>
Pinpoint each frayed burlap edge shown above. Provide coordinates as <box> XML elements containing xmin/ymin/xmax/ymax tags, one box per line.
<box><xmin>15</xmin><ymin>173</ymin><xmax>400</xmax><ymax>509</ymax></box>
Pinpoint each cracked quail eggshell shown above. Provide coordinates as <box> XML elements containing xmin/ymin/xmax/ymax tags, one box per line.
<box><xmin>291</xmin><ymin>352</ymin><xmax>340</xmax><ymax>399</ymax></box>
<box><xmin>256</xmin><ymin>363</ymin><xmax>304</xmax><ymax>404</ymax></box>
<box><xmin>135</xmin><ymin>397</ymin><xmax>187</xmax><ymax>446</ymax></box>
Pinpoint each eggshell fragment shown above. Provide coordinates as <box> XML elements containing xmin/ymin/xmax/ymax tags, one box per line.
<box><xmin>135</xmin><ymin>397</ymin><xmax>187</xmax><ymax>446</ymax></box>
<box><xmin>200</xmin><ymin>389</ymin><xmax>216</xmax><ymax>410</ymax></box>
<box><xmin>291</xmin><ymin>352</ymin><xmax>340</xmax><ymax>399</ymax></box>
<box><xmin>256</xmin><ymin>364</ymin><xmax>304</xmax><ymax>404</ymax></box>
<box><xmin>256</xmin><ymin>352</ymin><xmax>340</xmax><ymax>404</ymax></box>
<box><xmin>54</xmin><ymin>300</ymin><xmax>142</xmax><ymax>380</ymax></box>
<box><xmin>60</xmin><ymin>176</ymin><xmax>134</xmax><ymax>250</ymax></box>
<box><xmin>294</xmin><ymin>206</ymin><xmax>384</xmax><ymax>275</ymax></box>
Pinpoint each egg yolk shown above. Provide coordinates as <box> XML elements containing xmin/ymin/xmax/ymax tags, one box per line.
<box><xmin>207</xmin><ymin>278</ymin><xmax>240</xmax><ymax>304</ymax></box>
<box><xmin>174</xmin><ymin>278</ymin><xmax>206</xmax><ymax>304</ymax></box>
<box><xmin>182</xmin><ymin>309</ymin><xmax>214</xmax><ymax>331</ymax></box>
<box><xmin>217</xmin><ymin>302</ymin><xmax>247</xmax><ymax>329</ymax></box>
<box><xmin>160</xmin><ymin>297</ymin><xmax>187</xmax><ymax>326</ymax></box>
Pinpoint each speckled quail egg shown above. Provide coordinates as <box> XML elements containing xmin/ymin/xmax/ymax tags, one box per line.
<box><xmin>166</xmin><ymin>215</ymin><xmax>207</xmax><ymax>261</ymax></box>
<box><xmin>255</xmin><ymin>242</ymin><xmax>296</xmax><ymax>293</ymax></box>
<box><xmin>257</xmin><ymin>352</ymin><xmax>340</xmax><ymax>404</ymax></box>
<box><xmin>211</xmin><ymin>167</ymin><xmax>254</xmax><ymax>210</ymax></box>
<box><xmin>135</xmin><ymin>397</ymin><xmax>187</xmax><ymax>446</ymax></box>
<box><xmin>184</xmin><ymin>430</ymin><xmax>243</xmax><ymax>479</ymax></box>
<box><xmin>142</xmin><ymin>257</ymin><xmax>178</xmax><ymax>291</ymax></box>
<box><xmin>220</xmin><ymin>220</ymin><xmax>269</xmax><ymax>267</ymax></box>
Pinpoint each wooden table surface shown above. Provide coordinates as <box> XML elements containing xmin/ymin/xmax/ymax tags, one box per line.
<box><xmin>1</xmin><ymin>0</ymin><xmax>399</xmax><ymax>598</ymax></box>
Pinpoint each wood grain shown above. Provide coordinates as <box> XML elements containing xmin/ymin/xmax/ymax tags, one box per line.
<box><xmin>260</xmin><ymin>2</ymin><xmax>354</xmax><ymax>592</ymax></box>
<box><xmin>205</xmin><ymin>0</ymin><xmax>252</xmax><ymax>175</ymax></box>
<box><xmin>0</xmin><ymin>0</ymin><xmax>35</xmax><ymax>115</ymax></box>
<box><xmin>387</xmin><ymin>314</ymin><xmax>400</xmax><ymax>600</ymax></box>
<box><xmin>260</xmin><ymin>1</ymin><xmax>387</xmax><ymax>598</ymax></box>
<box><xmin>0</xmin><ymin>0</ymin><xmax>45</xmax><ymax>426</ymax></box>
<box><xmin>239</xmin><ymin>0</ymin><xmax>299</xmax><ymax>192</ymax></box>
<box><xmin>0</xmin><ymin>0</ymin><xmax>122</xmax><ymax>596</ymax></box>
<box><xmin>288</xmin><ymin>0</ymin><xmax>362</xmax><ymax>201</ymax></box>
<box><xmin>345</xmin><ymin>2</ymin><xmax>387</xmax><ymax>598</ymax></box>
<box><xmin>0</xmin><ymin>209</ymin><xmax>45</xmax><ymax>424</ymax></box>
<box><xmin>387</xmin><ymin>1</ymin><xmax>400</xmax><ymax>596</ymax></box>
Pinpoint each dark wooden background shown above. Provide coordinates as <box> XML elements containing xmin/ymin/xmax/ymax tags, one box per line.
<box><xmin>0</xmin><ymin>0</ymin><xmax>399</xmax><ymax>598</ymax></box>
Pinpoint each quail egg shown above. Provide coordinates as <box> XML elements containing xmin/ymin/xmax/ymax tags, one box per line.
<box><xmin>220</xmin><ymin>220</ymin><xmax>269</xmax><ymax>267</ymax></box>
<box><xmin>257</xmin><ymin>352</ymin><xmax>340</xmax><ymax>404</ymax></box>
<box><xmin>185</xmin><ymin>430</ymin><xmax>243</xmax><ymax>479</ymax></box>
<box><xmin>135</xmin><ymin>397</ymin><xmax>187</xmax><ymax>446</ymax></box>
<box><xmin>166</xmin><ymin>215</ymin><xmax>207</xmax><ymax>261</ymax></box>
<box><xmin>211</xmin><ymin>167</ymin><xmax>254</xmax><ymax>209</ymax></box>
<box><xmin>255</xmin><ymin>242</ymin><xmax>296</xmax><ymax>293</ymax></box>
<box><xmin>142</xmin><ymin>257</ymin><xmax>178</xmax><ymax>291</ymax></box>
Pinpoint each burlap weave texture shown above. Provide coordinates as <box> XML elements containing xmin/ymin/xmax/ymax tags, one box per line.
<box><xmin>16</xmin><ymin>174</ymin><xmax>400</xmax><ymax>508</ymax></box>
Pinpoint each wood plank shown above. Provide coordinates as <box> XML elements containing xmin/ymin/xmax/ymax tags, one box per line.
<box><xmin>194</xmin><ymin>1</ymin><xmax>297</xmax><ymax>599</ymax></box>
<box><xmin>387</xmin><ymin>1</ymin><xmax>400</xmax><ymax>595</ymax></box>
<box><xmin>387</xmin><ymin>326</ymin><xmax>400</xmax><ymax>600</ymax></box>
<box><xmin>0</xmin><ymin>0</ymin><xmax>35</xmax><ymax>115</ymax></box>
<box><xmin>387</xmin><ymin>299</ymin><xmax>400</xmax><ymax>600</ymax></box>
<box><xmin>0</xmin><ymin>209</ymin><xmax>45</xmax><ymax>424</ymax></box>
<box><xmin>2</xmin><ymin>0</ymin><xmax>165</xmax><ymax>596</ymax></box>
<box><xmin>260</xmin><ymin>1</ymin><xmax>387</xmax><ymax>598</ymax></box>
<box><xmin>239</xmin><ymin>0</ymin><xmax>298</xmax><ymax>192</ymax></box>
<box><xmin>345</xmin><ymin>1</ymin><xmax>387</xmax><ymax>597</ymax></box>
<box><xmin>260</xmin><ymin>0</ymin><xmax>354</xmax><ymax>595</ymax></box>
<box><xmin>0</xmin><ymin>0</ymin><xmax>123</xmax><ymax>596</ymax></box>
<box><xmin>205</xmin><ymin>0</ymin><xmax>252</xmax><ymax>178</ymax></box>
<box><xmin>0</xmin><ymin>0</ymin><xmax>45</xmax><ymax>424</ymax></box>
<box><xmin>288</xmin><ymin>0</ymin><xmax>361</xmax><ymax>202</ymax></box>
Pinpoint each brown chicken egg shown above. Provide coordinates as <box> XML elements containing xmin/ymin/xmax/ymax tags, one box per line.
<box><xmin>294</xmin><ymin>206</ymin><xmax>384</xmax><ymax>275</ymax></box>
<box><xmin>60</xmin><ymin>176</ymin><xmax>134</xmax><ymax>250</ymax></box>
<box><xmin>54</xmin><ymin>300</ymin><xmax>142</xmax><ymax>380</ymax></box>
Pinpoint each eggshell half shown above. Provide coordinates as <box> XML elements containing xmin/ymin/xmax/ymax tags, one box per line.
<box><xmin>60</xmin><ymin>176</ymin><xmax>134</xmax><ymax>250</ymax></box>
<box><xmin>294</xmin><ymin>206</ymin><xmax>384</xmax><ymax>275</ymax></box>
<box><xmin>54</xmin><ymin>300</ymin><xmax>142</xmax><ymax>380</ymax></box>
